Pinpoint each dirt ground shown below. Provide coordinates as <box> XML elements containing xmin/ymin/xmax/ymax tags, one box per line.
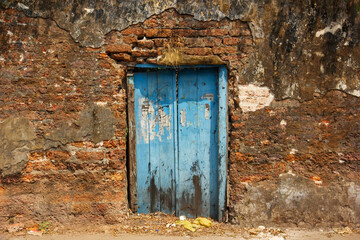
<box><xmin>3</xmin><ymin>230</ymin><xmax>360</xmax><ymax>240</ymax></box>
<box><xmin>3</xmin><ymin>213</ymin><xmax>360</xmax><ymax>240</ymax></box>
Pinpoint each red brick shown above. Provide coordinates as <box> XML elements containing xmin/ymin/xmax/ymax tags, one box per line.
<box><xmin>25</xmin><ymin>161</ymin><xmax>59</xmax><ymax>172</ymax></box>
<box><xmin>76</xmin><ymin>151</ymin><xmax>104</xmax><ymax>161</ymax></box>
<box><xmin>103</xmin><ymin>139</ymin><xmax>120</xmax><ymax>148</ymax></box>
<box><xmin>46</xmin><ymin>151</ymin><xmax>71</xmax><ymax>161</ymax></box>
<box><xmin>230</xmin><ymin>152</ymin><xmax>248</xmax><ymax>162</ymax></box>
<box><xmin>105</xmin><ymin>44</ymin><xmax>132</xmax><ymax>53</ymax></box>
<box><xmin>240</xmin><ymin>28</ymin><xmax>252</xmax><ymax>36</ymax></box>
<box><xmin>200</xmin><ymin>29</ymin><xmax>228</xmax><ymax>37</ymax></box>
<box><xmin>232</xmin><ymin>122</ymin><xmax>245</xmax><ymax>129</ymax></box>
<box><xmin>240</xmin><ymin>175</ymin><xmax>268</xmax><ymax>183</ymax></box>
<box><xmin>109</xmin><ymin>159</ymin><xmax>126</xmax><ymax>170</ymax></box>
<box><xmin>285</xmin><ymin>154</ymin><xmax>296</xmax><ymax>162</ymax></box>
<box><xmin>71</xmin><ymin>142</ymin><xmax>83</xmax><ymax>147</ymax></box>
<box><xmin>154</xmin><ymin>38</ymin><xmax>167</xmax><ymax>47</ymax></box>
<box><xmin>212</xmin><ymin>46</ymin><xmax>238</xmax><ymax>54</ymax></box>
<box><xmin>21</xmin><ymin>174</ymin><xmax>37</xmax><ymax>183</ymax></box>
<box><xmin>143</xmin><ymin>18</ymin><xmax>158</xmax><ymax>28</ymax></box>
<box><xmin>110</xmin><ymin>53</ymin><xmax>133</xmax><ymax>61</ymax></box>
<box><xmin>203</xmin><ymin>37</ymin><xmax>222</xmax><ymax>47</ymax></box>
<box><xmin>182</xmin><ymin>47</ymin><xmax>212</xmax><ymax>56</ymax></box>
<box><xmin>231</xmin><ymin>115</ymin><xmax>240</xmax><ymax>121</ymax></box>
<box><xmin>29</xmin><ymin>152</ymin><xmax>44</xmax><ymax>161</ymax></box>
<box><xmin>183</xmin><ymin>38</ymin><xmax>205</xmax><ymax>47</ymax></box>
<box><xmin>157</xmin><ymin>19</ymin><xmax>176</xmax><ymax>28</ymax></box>
<box><xmin>232</xmin><ymin>21</ymin><xmax>245</xmax><ymax>28</ymax></box>
<box><xmin>229</xmin><ymin>29</ymin><xmax>241</xmax><ymax>37</ymax></box>
<box><xmin>223</xmin><ymin>37</ymin><xmax>240</xmax><ymax>45</ymax></box>
<box><xmin>221</xmin><ymin>54</ymin><xmax>246</xmax><ymax>61</ymax></box>
<box><xmin>145</xmin><ymin>29</ymin><xmax>171</xmax><ymax>38</ymax></box>
<box><xmin>122</xmin><ymin>36</ymin><xmax>138</xmax><ymax>44</ymax></box>
<box><xmin>121</xmin><ymin>27</ymin><xmax>144</xmax><ymax>36</ymax></box>
<box><xmin>98</xmin><ymin>61</ymin><xmax>112</xmax><ymax>69</ymax></box>
<box><xmin>240</xmin><ymin>38</ymin><xmax>253</xmax><ymax>46</ymax></box>
<box><xmin>106</xmin><ymin>149</ymin><xmax>126</xmax><ymax>160</ymax></box>
<box><xmin>172</xmin><ymin>29</ymin><xmax>198</xmax><ymax>37</ymax></box>
<box><xmin>83</xmin><ymin>141</ymin><xmax>99</xmax><ymax>148</ymax></box>
<box><xmin>131</xmin><ymin>49</ymin><xmax>158</xmax><ymax>57</ymax></box>
<box><xmin>137</xmin><ymin>40</ymin><xmax>154</xmax><ymax>49</ymax></box>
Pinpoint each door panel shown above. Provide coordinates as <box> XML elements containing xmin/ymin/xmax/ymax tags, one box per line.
<box><xmin>134</xmin><ymin>67</ymin><xmax>219</xmax><ymax>219</ymax></box>
<box><xmin>177</xmin><ymin>68</ymin><xmax>219</xmax><ymax>219</ymax></box>
<box><xmin>134</xmin><ymin>70</ymin><xmax>177</xmax><ymax>214</ymax></box>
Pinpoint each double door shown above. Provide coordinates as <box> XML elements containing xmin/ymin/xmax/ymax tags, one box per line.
<box><xmin>134</xmin><ymin>67</ymin><xmax>220</xmax><ymax>219</ymax></box>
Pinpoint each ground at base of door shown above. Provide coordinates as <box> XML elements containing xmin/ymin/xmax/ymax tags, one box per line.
<box><xmin>2</xmin><ymin>213</ymin><xmax>360</xmax><ymax>240</ymax></box>
<box><xmin>3</xmin><ymin>229</ymin><xmax>360</xmax><ymax>240</ymax></box>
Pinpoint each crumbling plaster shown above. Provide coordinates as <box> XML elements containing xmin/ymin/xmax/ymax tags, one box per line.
<box><xmin>0</xmin><ymin>104</ymin><xmax>118</xmax><ymax>176</ymax></box>
<box><xmin>1</xmin><ymin>0</ymin><xmax>359</xmax><ymax>102</ymax></box>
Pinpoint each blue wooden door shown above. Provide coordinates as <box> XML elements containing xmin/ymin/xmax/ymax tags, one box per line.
<box><xmin>134</xmin><ymin>68</ymin><xmax>219</xmax><ymax>219</ymax></box>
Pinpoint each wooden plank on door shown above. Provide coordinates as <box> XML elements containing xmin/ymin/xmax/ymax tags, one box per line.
<box><xmin>177</xmin><ymin>68</ymin><xmax>219</xmax><ymax>218</ymax></box>
<box><xmin>135</xmin><ymin>70</ymin><xmax>177</xmax><ymax>214</ymax></box>
<box><xmin>157</xmin><ymin>71</ymin><xmax>177</xmax><ymax>214</ymax></box>
<box><xmin>134</xmin><ymin>71</ymin><xmax>151</xmax><ymax>214</ymax></box>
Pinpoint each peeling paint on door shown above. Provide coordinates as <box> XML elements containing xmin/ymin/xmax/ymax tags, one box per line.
<box><xmin>180</xmin><ymin>109</ymin><xmax>186</xmax><ymax>127</ymax></box>
<box><xmin>134</xmin><ymin>67</ymin><xmax>224</xmax><ymax>220</ymax></box>
<box><xmin>205</xmin><ymin>103</ymin><xmax>210</xmax><ymax>119</ymax></box>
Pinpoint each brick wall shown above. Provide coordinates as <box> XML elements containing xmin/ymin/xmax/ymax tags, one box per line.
<box><xmin>0</xmin><ymin>8</ymin><xmax>128</xmax><ymax>226</ymax></box>
<box><xmin>0</xmin><ymin>8</ymin><xmax>254</xmax><ymax>227</ymax></box>
<box><xmin>0</xmin><ymin>7</ymin><xmax>359</xmax><ymax>228</ymax></box>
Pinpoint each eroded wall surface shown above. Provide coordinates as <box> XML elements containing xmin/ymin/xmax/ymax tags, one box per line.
<box><xmin>0</xmin><ymin>0</ymin><xmax>359</xmax><ymax>228</ymax></box>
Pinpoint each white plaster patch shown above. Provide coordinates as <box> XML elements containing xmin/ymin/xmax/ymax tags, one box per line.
<box><xmin>336</xmin><ymin>80</ymin><xmax>348</xmax><ymax>91</ymax></box>
<box><xmin>320</xmin><ymin>64</ymin><xmax>325</xmax><ymax>73</ymax></box>
<box><xmin>348</xmin><ymin>183</ymin><xmax>360</xmax><ymax>208</ymax></box>
<box><xmin>238</xmin><ymin>84</ymin><xmax>274</xmax><ymax>112</ymax></box>
<box><xmin>17</xmin><ymin>3</ymin><xmax>29</xmax><ymax>10</ymax></box>
<box><xmin>314</xmin><ymin>52</ymin><xmax>324</xmax><ymax>57</ymax></box>
<box><xmin>315</xmin><ymin>22</ymin><xmax>342</xmax><ymax>38</ymax></box>
<box><xmin>290</xmin><ymin>148</ymin><xmax>298</xmax><ymax>155</ymax></box>
<box><xmin>280</xmin><ymin>182</ymin><xmax>308</xmax><ymax>205</ymax></box>
<box><xmin>284</xmin><ymin>83</ymin><xmax>298</xmax><ymax>97</ymax></box>
<box><xmin>84</xmin><ymin>8</ymin><xmax>94</xmax><ymax>14</ymax></box>
<box><xmin>95</xmin><ymin>101</ymin><xmax>107</xmax><ymax>106</ymax></box>
<box><xmin>349</xmin><ymin>89</ymin><xmax>360</xmax><ymax>97</ymax></box>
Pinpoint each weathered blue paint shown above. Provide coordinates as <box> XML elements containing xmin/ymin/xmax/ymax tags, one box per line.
<box><xmin>134</xmin><ymin>66</ymin><xmax>227</xmax><ymax>220</ymax></box>
<box><xmin>134</xmin><ymin>70</ymin><xmax>177</xmax><ymax>214</ymax></box>
<box><xmin>177</xmin><ymin>68</ymin><xmax>219</xmax><ymax>219</ymax></box>
<box><xmin>217</xmin><ymin>66</ymin><xmax>227</xmax><ymax>221</ymax></box>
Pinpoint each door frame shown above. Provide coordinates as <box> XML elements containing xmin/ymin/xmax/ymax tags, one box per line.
<box><xmin>126</xmin><ymin>64</ymin><xmax>228</xmax><ymax>221</ymax></box>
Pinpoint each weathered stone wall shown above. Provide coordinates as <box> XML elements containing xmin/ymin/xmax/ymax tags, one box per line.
<box><xmin>0</xmin><ymin>9</ymin><xmax>128</xmax><ymax>226</ymax></box>
<box><xmin>0</xmin><ymin>0</ymin><xmax>359</xmax><ymax>229</ymax></box>
<box><xmin>229</xmin><ymin>91</ymin><xmax>360</xmax><ymax>227</ymax></box>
